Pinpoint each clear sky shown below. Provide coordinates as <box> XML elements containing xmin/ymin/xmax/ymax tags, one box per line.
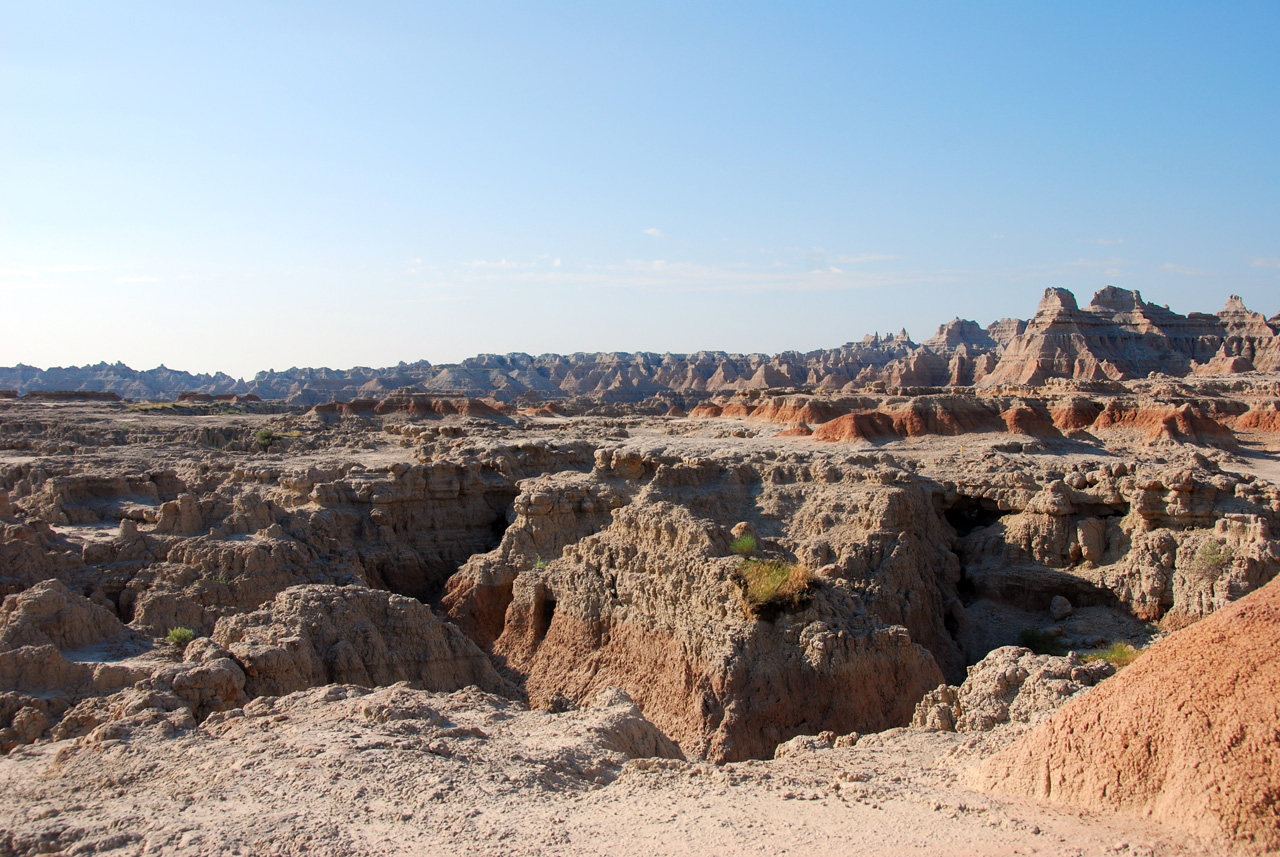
<box><xmin>3</xmin><ymin>2</ymin><xmax>1278</xmax><ymax>378</ymax></box>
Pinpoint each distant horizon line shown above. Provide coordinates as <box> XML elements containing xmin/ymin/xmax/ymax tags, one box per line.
<box><xmin>3</xmin><ymin>285</ymin><xmax>1276</xmax><ymax>380</ymax></box>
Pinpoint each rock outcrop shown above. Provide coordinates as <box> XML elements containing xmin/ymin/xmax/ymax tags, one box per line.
<box><xmin>3</xmin><ymin>287</ymin><xmax>1273</xmax><ymax>402</ymax></box>
<box><xmin>978</xmin><ymin>576</ymin><xmax>1280</xmax><ymax>854</ymax></box>
<box><xmin>980</xmin><ymin>287</ymin><xmax>1278</xmax><ymax>386</ymax></box>
<box><xmin>911</xmin><ymin>645</ymin><xmax>1114</xmax><ymax>732</ymax></box>
<box><xmin>447</xmin><ymin>442</ymin><xmax>998</xmax><ymax>760</ymax></box>
<box><xmin>213</xmin><ymin>584</ymin><xmax>512</xmax><ymax>699</ymax></box>
<box><xmin>0</xmin><ymin>579</ymin><xmax>125</xmax><ymax>652</ymax></box>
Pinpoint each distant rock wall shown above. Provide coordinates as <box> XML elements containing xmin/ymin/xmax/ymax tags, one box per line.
<box><xmin>3</xmin><ymin>288</ymin><xmax>1275</xmax><ymax>402</ymax></box>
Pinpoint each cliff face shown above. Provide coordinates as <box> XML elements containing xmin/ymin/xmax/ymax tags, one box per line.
<box><xmin>4</xmin><ymin>288</ymin><xmax>1275</xmax><ymax>403</ymax></box>
<box><xmin>979</xmin><ymin>288</ymin><xmax>1278</xmax><ymax>386</ymax></box>
<box><xmin>463</xmin><ymin>449</ymin><xmax>961</xmax><ymax>762</ymax></box>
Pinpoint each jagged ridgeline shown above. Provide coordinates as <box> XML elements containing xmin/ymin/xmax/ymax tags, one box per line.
<box><xmin>2</xmin><ymin>287</ymin><xmax>1277</xmax><ymax>403</ymax></box>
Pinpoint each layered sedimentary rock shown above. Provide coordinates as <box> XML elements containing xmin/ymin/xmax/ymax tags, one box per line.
<box><xmin>979</xmin><ymin>288</ymin><xmax>1280</xmax><ymax>386</ymax></box>
<box><xmin>489</xmin><ymin>499</ymin><xmax>945</xmax><ymax>762</ymax></box>
<box><xmin>1</xmin><ymin>366</ymin><xmax>1279</xmax><ymax>771</ymax></box>
<box><xmin>213</xmin><ymin>584</ymin><xmax>511</xmax><ymax>698</ymax></box>
<box><xmin>3</xmin><ymin>287</ymin><xmax>1275</xmax><ymax>404</ymax></box>
<box><xmin>443</xmin><ymin>441</ymin><xmax>980</xmax><ymax>762</ymax></box>
<box><xmin>0</xmin><ymin>290</ymin><xmax>1277</xmax><ymax>851</ymax></box>
<box><xmin>691</xmin><ymin>375</ymin><xmax>1280</xmax><ymax>451</ymax></box>
<box><xmin>978</xmin><ymin>576</ymin><xmax>1280</xmax><ymax>854</ymax></box>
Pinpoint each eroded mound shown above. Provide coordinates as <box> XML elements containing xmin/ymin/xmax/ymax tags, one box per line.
<box><xmin>978</xmin><ymin>576</ymin><xmax>1280</xmax><ymax>853</ymax></box>
<box><xmin>0</xmin><ymin>684</ymin><xmax>683</xmax><ymax>856</ymax></box>
<box><xmin>213</xmin><ymin>584</ymin><xmax>514</xmax><ymax>699</ymax></box>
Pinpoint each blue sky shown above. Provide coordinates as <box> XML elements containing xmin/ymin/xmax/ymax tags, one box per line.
<box><xmin>3</xmin><ymin>2</ymin><xmax>1278</xmax><ymax>377</ymax></box>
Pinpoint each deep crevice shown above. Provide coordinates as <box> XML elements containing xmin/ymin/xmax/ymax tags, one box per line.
<box><xmin>943</xmin><ymin>495</ymin><xmax>1011</xmax><ymax>537</ymax></box>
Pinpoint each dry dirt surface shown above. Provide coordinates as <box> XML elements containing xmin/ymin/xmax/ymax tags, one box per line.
<box><xmin>1</xmin><ymin>368</ymin><xmax>1279</xmax><ymax>855</ymax></box>
<box><xmin>0</xmin><ymin>683</ymin><xmax>1211</xmax><ymax>857</ymax></box>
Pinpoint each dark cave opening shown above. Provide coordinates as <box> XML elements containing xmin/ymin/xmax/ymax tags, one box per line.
<box><xmin>379</xmin><ymin>486</ymin><xmax>520</xmax><ymax>606</ymax></box>
<box><xmin>943</xmin><ymin>496</ymin><xmax>1010</xmax><ymax>537</ymax></box>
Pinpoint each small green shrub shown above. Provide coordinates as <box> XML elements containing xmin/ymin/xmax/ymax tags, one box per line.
<box><xmin>255</xmin><ymin>428</ymin><xmax>274</xmax><ymax>451</ymax></box>
<box><xmin>1017</xmin><ymin>627</ymin><xmax>1065</xmax><ymax>656</ymax></box>
<box><xmin>166</xmin><ymin>627</ymin><xmax>195</xmax><ymax>647</ymax></box>
<box><xmin>1192</xmin><ymin>540</ymin><xmax>1233</xmax><ymax>574</ymax></box>
<box><xmin>739</xmin><ymin>559</ymin><xmax>810</xmax><ymax>610</ymax></box>
<box><xmin>1082</xmin><ymin>641</ymin><xmax>1141</xmax><ymax>669</ymax></box>
<box><xmin>533</xmin><ymin>555</ymin><xmax>548</xmax><ymax>570</ymax></box>
<box><xmin>729</xmin><ymin>534</ymin><xmax>757</xmax><ymax>558</ymax></box>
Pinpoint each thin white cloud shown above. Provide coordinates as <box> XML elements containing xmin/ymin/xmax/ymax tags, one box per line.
<box><xmin>1094</xmin><ymin>238</ymin><xmax>1124</xmax><ymax>246</ymax></box>
<box><xmin>642</xmin><ymin>228</ymin><xmax>665</xmax><ymax>238</ymax></box>
<box><xmin>406</xmin><ymin>295</ymin><xmax>468</xmax><ymax>304</ymax></box>
<box><xmin>835</xmin><ymin>253</ymin><xmax>901</xmax><ymax>264</ymax></box>
<box><xmin>1251</xmin><ymin>257</ymin><xmax>1280</xmax><ymax>269</ymax></box>
<box><xmin>552</xmin><ymin>258</ymin><xmax>562</xmax><ymax>267</ymax></box>
<box><xmin>1161</xmin><ymin>263</ymin><xmax>1210</xmax><ymax>275</ymax></box>
<box><xmin>35</xmin><ymin>264</ymin><xmax>103</xmax><ymax>273</ymax></box>
<box><xmin>466</xmin><ymin>258</ymin><xmax>536</xmax><ymax>269</ymax></box>
<box><xmin>115</xmin><ymin>276</ymin><xmax>160</xmax><ymax>283</ymax></box>
<box><xmin>990</xmin><ymin>233</ymin><xmax>1006</xmax><ymax>239</ymax></box>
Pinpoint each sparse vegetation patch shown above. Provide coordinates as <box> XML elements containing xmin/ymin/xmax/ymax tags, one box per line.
<box><xmin>1191</xmin><ymin>540</ymin><xmax>1233</xmax><ymax>575</ymax></box>
<box><xmin>1082</xmin><ymin>641</ymin><xmax>1142</xmax><ymax>669</ymax></box>
<box><xmin>729</xmin><ymin>534</ymin><xmax>757</xmax><ymax>558</ymax></box>
<box><xmin>738</xmin><ymin>559</ymin><xmax>811</xmax><ymax>613</ymax></box>
<box><xmin>166</xmin><ymin>627</ymin><xmax>195</xmax><ymax>647</ymax></box>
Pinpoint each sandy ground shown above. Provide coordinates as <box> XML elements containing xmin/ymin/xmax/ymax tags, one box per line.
<box><xmin>0</xmin><ymin>684</ymin><xmax>1213</xmax><ymax>857</ymax></box>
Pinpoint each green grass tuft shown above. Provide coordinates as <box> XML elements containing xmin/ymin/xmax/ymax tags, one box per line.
<box><xmin>739</xmin><ymin>559</ymin><xmax>811</xmax><ymax>610</ymax></box>
<box><xmin>729</xmin><ymin>534</ymin><xmax>757</xmax><ymax>558</ymax></box>
<box><xmin>1082</xmin><ymin>641</ymin><xmax>1142</xmax><ymax>669</ymax></box>
<box><xmin>166</xmin><ymin>627</ymin><xmax>195</xmax><ymax>647</ymax></box>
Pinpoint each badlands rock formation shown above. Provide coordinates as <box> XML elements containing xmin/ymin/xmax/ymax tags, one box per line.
<box><xmin>2</xmin><ymin>287</ymin><xmax>1276</xmax><ymax>403</ymax></box>
<box><xmin>979</xmin><ymin>575</ymin><xmax>1280</xmax><ymax>854</ymax></box>
<box><xmin>212</xmin><ymin>584</ymin><xmax>513</xmax><ymax>699</ymax></box>
<box><xmin>0</xmin><ymin>289</ymin><xmax>1278</xmax><ymax>854</ymax></box>
<box><xmin>912</xmin><ymin>645</ymin><xmax>1115</xmax><ymax>733</ymax></box>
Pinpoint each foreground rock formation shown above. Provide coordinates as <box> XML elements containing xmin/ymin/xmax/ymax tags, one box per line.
<box><xmin>978</xmin><ymin>575</ymin><xmax>1280</xmax><ymax>854</ymax></box>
